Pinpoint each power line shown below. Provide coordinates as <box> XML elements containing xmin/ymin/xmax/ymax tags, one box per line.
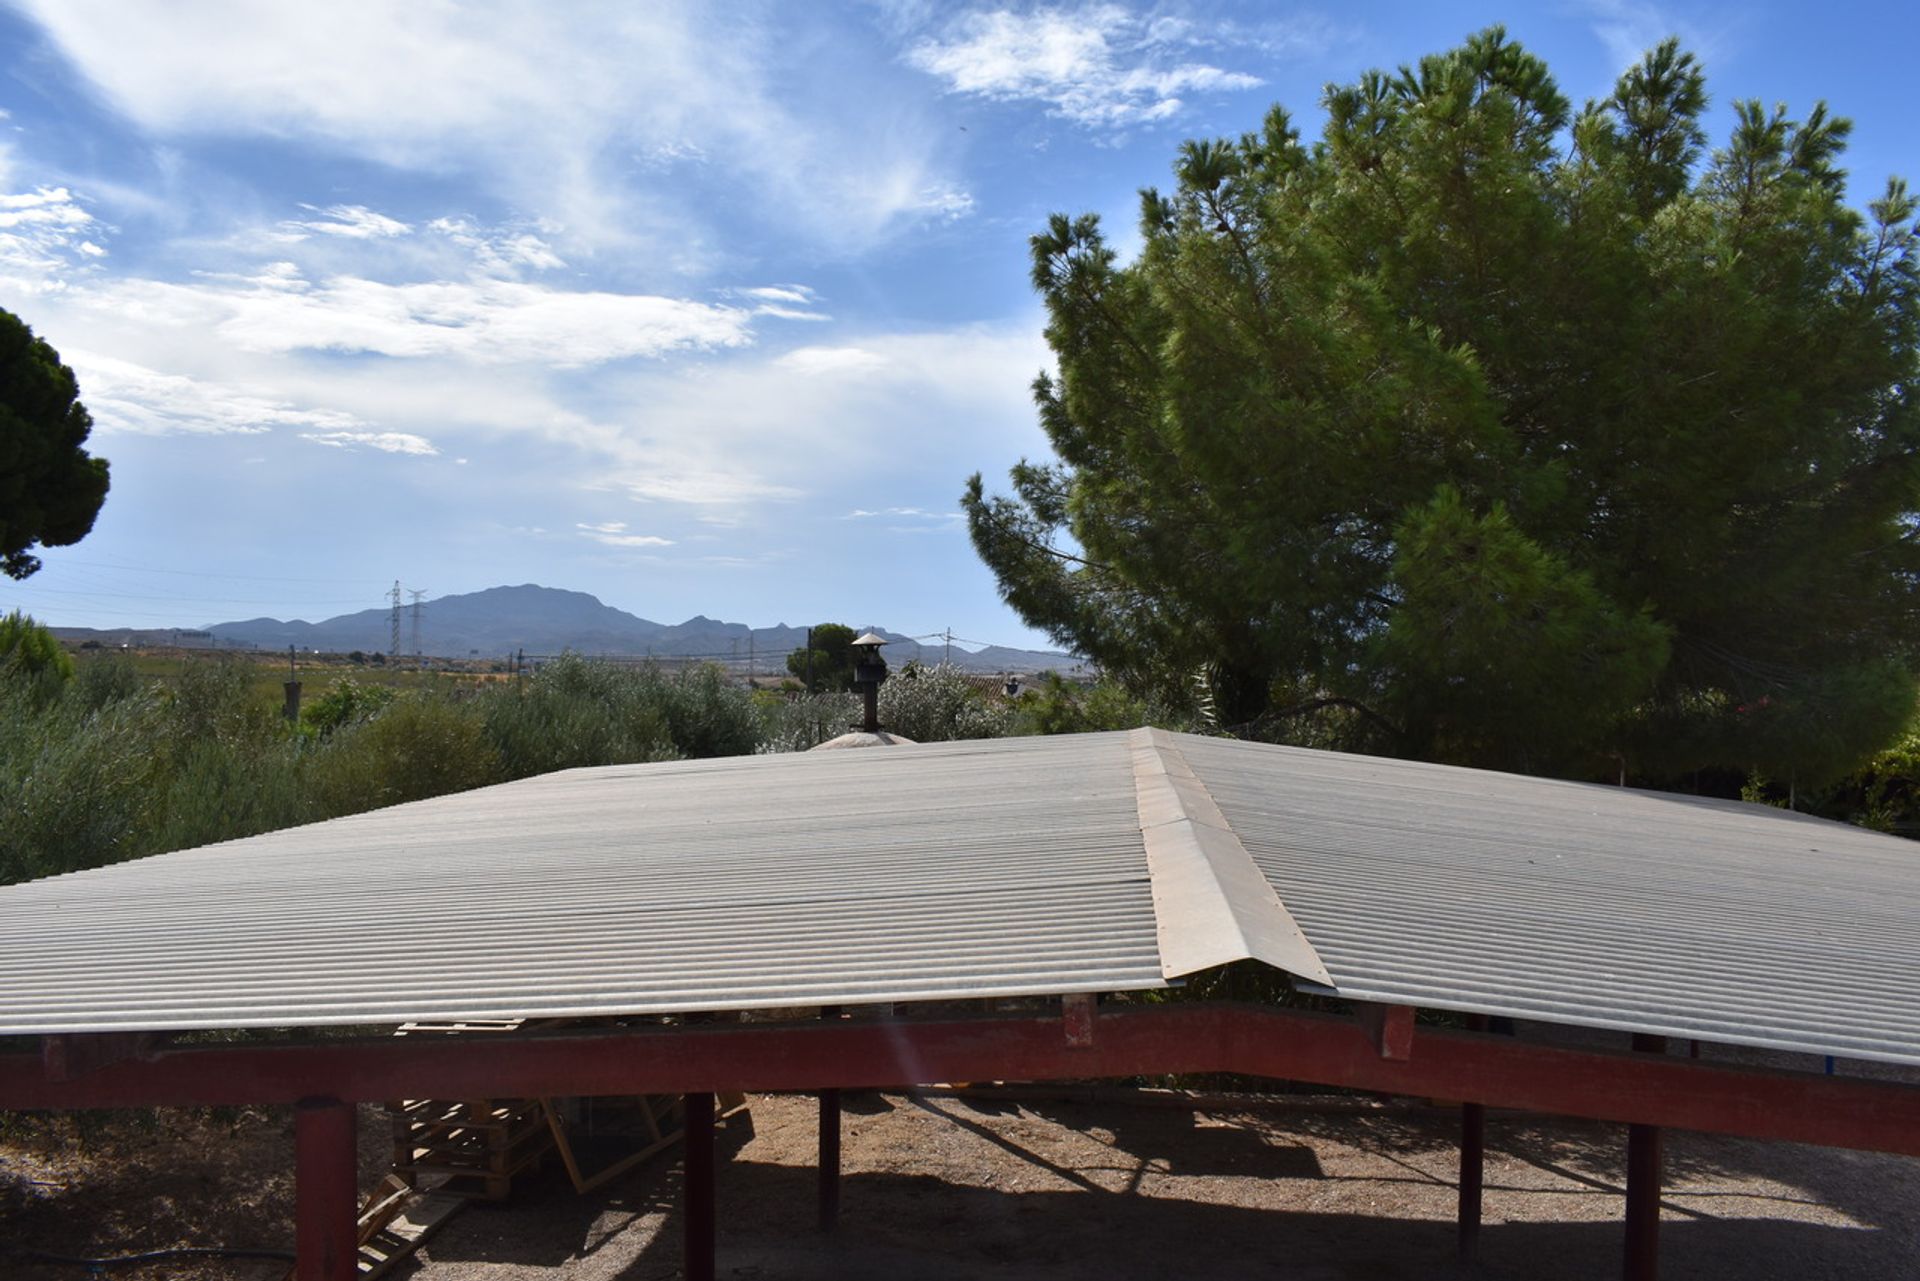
<box><xmin>37</xmin><ymin>558</ymin><xmax>387</xmax><ymax>586</ymax></box>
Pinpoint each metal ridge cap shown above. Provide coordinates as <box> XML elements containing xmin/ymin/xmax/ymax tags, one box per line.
<box><xmin>1128</xmin><ymin>728</ymin><xmax>1332</xmax><ymax>987</ymax></box>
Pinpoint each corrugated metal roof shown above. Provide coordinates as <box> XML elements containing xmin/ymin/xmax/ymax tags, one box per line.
<box><xmin>0</xmin><ymin>735</ymin><xmax>1164</xmax><ymax>1032</ymax></box>
<box><xmin>4</xmin><ymin>728</ymin><xmax>1919</xmax><ymax>1067</ymax></box>
<box><xmin>1177</xmin><ymin>733</ymin><xmax>1920</xmax><ymax>1065</ymax></box>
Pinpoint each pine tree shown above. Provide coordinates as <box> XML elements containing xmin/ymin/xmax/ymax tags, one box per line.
<box><xmin>964</xmin><ymin>29</ymin><xmax>1920</xmax><ymax>780</ymax></box>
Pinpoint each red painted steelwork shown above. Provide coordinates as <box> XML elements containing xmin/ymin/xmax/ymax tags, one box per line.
<box><xmin>819</xmin><ymin>1088</ymin><xmax>842</xmax><ymax>1231</ymax></box>
<box><xmin>1458</xmin><ymin>1011</ymin><xmax>1490</xmax><ymax>1261</ymax></box>
<box><xmin>1357</xmin><ymin>1003</ymin><xmax>1415</xmax><ymax>1060</ymax></box>
<box><xmin>6</xmin><ymin>1006</ymin><xmax>1920</xmax><ymax>1159</ymax></box>
<box><xmin>41</xmin><ymin>1032</ymin><xmax>157</xmax><ymax>1082</ymax></box>
<box><xmin>684</xmin><ymin>1092</ymin><xmax>715</xmax><ymax>1281</ymax></box>
<box><xmin>1626</xmin><ymin>1034</ymin><xmax>1670</xmax><ymax>1281</ymax></box>
<box><xmin>294</xmin><ymin>1098</ymin><xmax>357</xmax><ymax>1281</ymax></box>
<box><xmin>1063</xmin><ymin>994</ymin><xmax>1095</xmax><ymax>1048</ymax></box>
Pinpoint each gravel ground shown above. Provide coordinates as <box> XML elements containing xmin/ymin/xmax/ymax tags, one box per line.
<box><xmin>7</xmin><ymin>1063</ymin><xmax>1919</xmax><ymax>1280</ymax></box>
<box><xmin>398</xmin><ymin>1090</ymin><xmax>1920</xmax><ymax>1281</ymax></box>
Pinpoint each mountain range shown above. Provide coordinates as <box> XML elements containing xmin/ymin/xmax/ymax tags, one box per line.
<box><xmin>53</xmin><ymin>584</ymin><xmax>1083</xmax><ymax>675</ymax></box>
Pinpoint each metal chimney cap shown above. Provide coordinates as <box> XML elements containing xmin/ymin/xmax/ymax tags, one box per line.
<box><xmin>851</xmin><ymin>632</ymin><xmax>889</xmax><ymax>647</ymax></box>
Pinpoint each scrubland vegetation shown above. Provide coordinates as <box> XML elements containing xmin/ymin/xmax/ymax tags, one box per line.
<box><xmin>0</xmin><ymin>615</ymin><xmax>1169</xmax><ymax>885</ymax></box>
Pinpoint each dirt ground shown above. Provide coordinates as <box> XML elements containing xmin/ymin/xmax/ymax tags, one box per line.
<box><xmin>6</xmin><ymin>1089</ymin><xmax>1919</xmax><ymax>1280</ymax></box>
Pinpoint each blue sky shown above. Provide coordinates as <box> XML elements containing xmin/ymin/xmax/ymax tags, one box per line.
<box><xmin>1</xmin><ymin>1</ymin><xmax>1913</xmax><ymax>651</ymax></box>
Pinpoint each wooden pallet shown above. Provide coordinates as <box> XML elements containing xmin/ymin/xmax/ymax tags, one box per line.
<box><xmin>359</xmin><ymin>1189</ymin><xmax>464</xmax><ymax>1278</ymax></box>
<box><xmin>387</xmin><ymin>1018</ymin><xmax>752</xmax><ymax>1201</ymax></box>
<box><xmin>280</xmin><ymin>1175</ymin><xmax>468</xmax><ymax>1281</ymax></box>
<box><xmin>542</xmin><ymin>1091</ymin><xmax>750</xmax><ymax>1193</ymax></box>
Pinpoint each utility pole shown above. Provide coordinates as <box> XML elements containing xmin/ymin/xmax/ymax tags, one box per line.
<box><xmin>388</xmin><ymin>581</ymin><xmax>402</xmax><ymax>660</ymax></box>
<box><xmin>943</xmin><ymin>628</ymin><xmax>952</xmax><ymax>666</ymax></box>
<box><xmin>748</xmin><ymin>631</ymin><xmax>755</xmax><ymax>684</ymax></box>
<box><xmin>409</xmin><ymin>589</ymin><xmax>426</xmax><ymax>658</ymax></box>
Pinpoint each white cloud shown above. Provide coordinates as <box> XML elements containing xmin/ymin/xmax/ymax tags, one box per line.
<box><xmin>280</xmin><ymin>203</ymin><xmax>411</xmax><ymax>240</ymax></box>
<box><xmin>576</xmin><ymin>521</ymin><xmax>674</xmax><ymax>548</ymax></box>
<box><xmin>14</xmin><ymin>2</ymin><xmax>970</xmax><ymax>253</ymax></box>
<box><xmin>907</xmin><ymin>5</ymin><xmax>1262</xmax><ymax>128</ymax></box>
<box><xmin>428</xmin><ymin>216</ymin><xmax>566</xmax><ymax>275</ymax></box>
<box><xmin>777</xmin><ymin>346</ymin><xmax>888</xmax><ymax>376</ymax></box>
<box><xmin>0</xmin><ymin>185</ymin><xmax>103</xmax><ymax>293</ymax></box>
<box><xmin>1583</xmin><ymin>1</ymin><xmax>1724</xmax><ymax>73</ymax></box>
<box><xmin>575</xmin><ymin>322</ymin><xmax>1049</xmax><ymax>510</ymax></box>
<box><xmin>85</xmin><ymin>265</ymin><xmax>756</xmax><ymax>367</ymax></box>
<box><xmin>62</xmin><ymin>349</ymin><xmax>361</xmax><ymax>437</ymax></box>
<box><xmin>742</xmin><ymin>285</ymin><xmax>815</xmax><ymax>304</ymax></box>
<box><xmin>301</xmin><ymin>429</ymin><xmax>439</xmax><ymax>455</ymax></box>
<box><xmin>845</xmin><ymin>506</ymin><xmax>959</xmax><ymax>520</ymax></box>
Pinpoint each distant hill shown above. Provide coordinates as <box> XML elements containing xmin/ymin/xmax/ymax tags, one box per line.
<box><xmin>164</xmin><ymin>584</ymin><xmax>1082</xmax><ymax>674</ymax></box>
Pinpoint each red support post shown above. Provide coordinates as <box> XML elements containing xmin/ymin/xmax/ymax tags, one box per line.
<box><xmin>818</xmin><ymin>1003</ymin><xmax>842</xmax><ymax>1231</ymax></box>
<box><xmin>1458</xmin><ymin>1013</ymin><xmax>1489</xmax><ymax>1261</ymax></box>
<box><xmin>684</xmin><ymin>1091</ymin><xmax>716</xmax><ymax>1281</ymax></box>
<box><xmin>1356</xmin><ymin>1002</ymin><xmax>1415</xmax><ymax>1060</ymax></box>
<box><xmin>294</xmin><ymin>1097</ymin><xmax>357</xmax><ymax>1281</ymax></box>
<box><xmin>819</xmin><ymin>1088</ymin><xmax>842</xmax><ymax>1231</ymax></box>
<box><xmin>1625</xmin><ymin>1034</ymin><xmax>1669</xmax><ymax>1281</ymax></box>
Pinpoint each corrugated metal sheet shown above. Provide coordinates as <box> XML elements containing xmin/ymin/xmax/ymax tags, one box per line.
<box><xmin>0</xmin><ymin>735</ymin><xmax>1164</xmax><ymax>1033</ymax></box>
<box><xmin>6</xmin><ymin>727</ymin><xmax>1920</xmax><ymax>1067</ymax></box>
<box><xmin>1176</xmin><ymin>733</ymin><xmax>1920</xmax><ymax>1065</ymax></box>
<box><xmin>1131</xmin><ymin>729</ymin><xmax>1329</xmax><ymax>986</ymax></box>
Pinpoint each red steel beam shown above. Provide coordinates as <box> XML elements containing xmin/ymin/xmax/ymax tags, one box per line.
<box><xmin>5</xmin><ymin>1005</ymin><xmax>1920</xmax><ymax>1159</ymax></box>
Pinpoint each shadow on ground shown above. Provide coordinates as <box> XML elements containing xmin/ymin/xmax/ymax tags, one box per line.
<box><xmin>406</xmin><ymin>1094</ymin><xmax>1918</xmax><ymax>1281</ymax></box>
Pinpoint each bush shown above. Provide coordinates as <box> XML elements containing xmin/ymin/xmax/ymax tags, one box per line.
<box><xmin>149</xmin><ymin>736</ymin><xmax>315</xmax><ymax>854</ymax></box>
<box><xmin>1017</xmin><ymin>673</ymin><xmax>1157</xmax><ymax>735</ymax></box>
<box><xmin>70</xmin><ymin>651</ymin><xmax>142</xmax><ymax>710</ymax></box>
<box><xmin>478</xmin><ymin>655</ymin><xmax>677</xmax><ymax>779</ymax></box>
<box><xmin>313</xmin><ymin>694</ymin><xmax>501</xmax><ymax>813</ymax></box>
<box><xmin>757</xmin><ymin>689</ymin><xmax>860</xmax><ymax>753</ymax></box>
<box><xmin>301</xmin><ymin>676</ymin><xmax>397</xmax><ymax>738</ymax></box>
<box><xmin>0</xmin><ymin>682</ymin><xmax>158</xmax><ymax>882</ymax></box>
<box><xmin>877</xmin><ymin>663</ymin><xmax>1016</xmax><ymax>742</ymax></box>
<box><xmin>653</xmin><ymin>663</ymin><xmax>762</xmax><ymax>758</ymax></box>
<box><xmin>0</xmin><ymin>610</ymin><xmax>73</xmax><ymax>700</ymax></box>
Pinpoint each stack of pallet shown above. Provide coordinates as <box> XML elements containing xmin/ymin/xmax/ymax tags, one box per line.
<box><xmin>388</xmin><ymin>1094</ymin><xmax>556</xmax><ymax>1201</ymax></box>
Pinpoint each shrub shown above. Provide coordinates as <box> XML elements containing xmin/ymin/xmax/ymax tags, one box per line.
<box><xmin>0</xmin><ymin>682</ymin><xmax>157</xmax><ymax>882</ymax></box>
<box><xmin>149</xmin><ymin>736</ymin><xmax>315</xmax><ymax>854</ymax></box>
<box><xmin>478</xmin><ymin>655</ymin><xmax>677</xmax><ymax>779</ymax></box>
<box><xmin>70</xmin><ymin>650</ymin><xmax>142</xmax><ymax>710</ymax></box>
<box><xmin>0</xmin><ymin>610</ymin><xmax>73</xmax><ymax>700</ymax></box>
<box><xmin>877</xmin><ymin>663</ymin><xmax>1016</xmax><ymax>742</ymax></box>
<box><xmin>313</xmin><ymin>694</ymin><xmax>502</xmax><ymax>814</ymax></box>
<box><xmin>756</xmin><ymin>690</ymin><xmax>860</xmax><ymax>753</ymax></box>
<box><xmin>301</xmin><ymin>676</ymin><xmax>397</xmax><ymax>738</ymax></box>
<box><xmin>653</xmin><ymin>663</ymin><xmax>762</xmax><ymax>758</ymax></box>
<box><xmin>1017</xmin><ymin>673</ymin><xmax>1157</xmax><ymax>735</ymax></box>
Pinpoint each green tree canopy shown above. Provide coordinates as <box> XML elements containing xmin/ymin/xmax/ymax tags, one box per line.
<box><xmin>786</xmin><ymin>622</ymin><xmax>858</xmax><ymax>692</ymax></box>
<box><xmin>1</xmin><ymin>308</ymin><xmax>110</xmax><ymax>579</ymax></box>
<box><xmin>964</xmin><ymin>29</ymin><xmax>1920</xmax><ymax>782</ymax></box>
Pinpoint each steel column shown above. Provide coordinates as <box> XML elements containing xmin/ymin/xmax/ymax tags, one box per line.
<box><xmin>1625</xmin><ymin>1034</ymin><xmax>1668</xmax><ymax>1281</ymax></box>
<box><xmin>684</xmin><ymin>1091</ymin><xmax>716</xmax><ymax>1281</ymax></box>
<box><xmin>819</xmin><ymin>1088</ymin><xmax>842</xmax><ymax>1230</ymax></box>
<box><xmin>818</xmin><ymin>1004</ymin><xmax>842</xmax><ymax>1231</ymax></box>
<box><xmin>1458</xmin><ymin>1013</ymin><xmax>1489</xmax><ymax>1261</ymax></box>
<box><xmin>293</xmin><ymin>1097</ymin><xmax>357</xmax><ymax>1281</ymax></box>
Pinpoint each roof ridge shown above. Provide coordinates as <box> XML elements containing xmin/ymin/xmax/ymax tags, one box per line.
<box><xmin>1129</xmin><ymin>727</ymin><xmax>1332</xmax><ymax>987</ymax></box>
